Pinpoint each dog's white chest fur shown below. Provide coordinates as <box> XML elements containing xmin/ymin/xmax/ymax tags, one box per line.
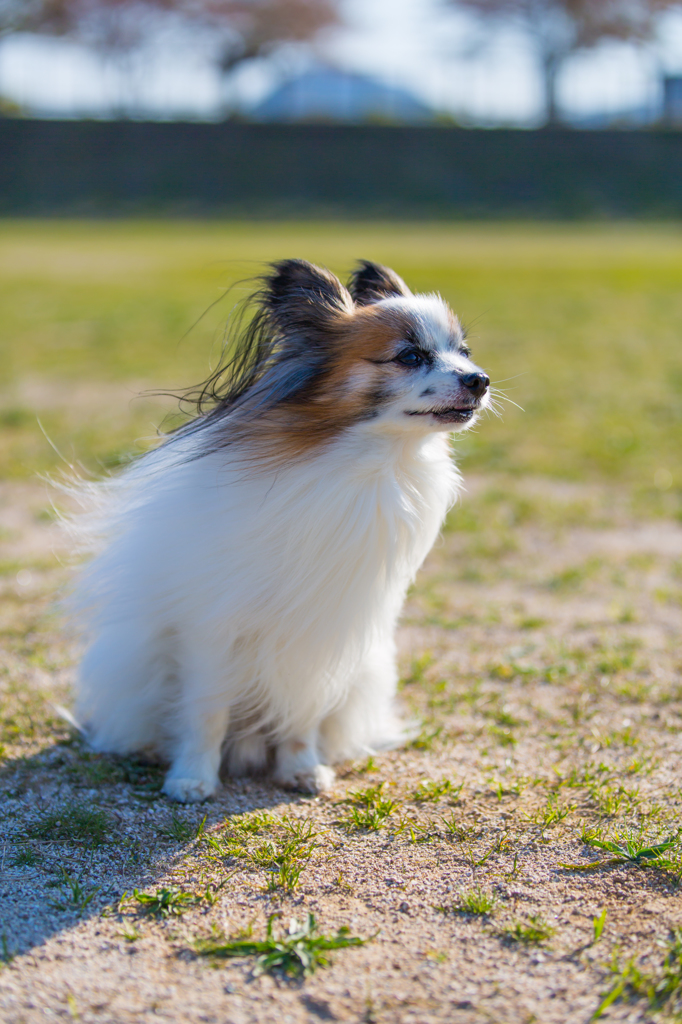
<box><xmin>74</xmin><ymin>429</ymin><xmax>459</xmax><ymax>801</ymax></box>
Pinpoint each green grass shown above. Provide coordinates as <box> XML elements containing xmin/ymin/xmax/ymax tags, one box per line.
<box><xmin>337</xmin><ymin>782</ymin><xmax>398</xmax><ymax>832</ymax></box>
<box><xmin>1</xmin><ymin>221</ymin><xmax>681</xmax><ymax>507</ymax></box>
<box><xmin>26</xmin><ymin>803</ymin><xmax>111</xmax><ymax>847</ymax></box>
<box><xmin>132</xmin><ymin>887</ymin><xmax>202</xmax><ymax>918</ymax></box>
<box><xmin>158</xmin><ymin>811</ymin><xmax>206</xmax><ymax>843</ymax></box>
<box><xmin>454</xmin><ymin>886</ymin><xmax>499</xmax><ymax>916</ymax></box>
<box><xmin>49</xmin><ymin>867</ymin><xmax>101</xmax><ymax>915</ymax></box>
<box><xmin>412</xmin><ymin>778</ymin><xmax>462</xmax><ymax>803</ymax></box>
<box><xmin>500</xmin><ymin>914</ymin><xmax>556</xmax><ymax>944</ymax></box>
<box><xmin>592</xmin><ymin>929</ymin><xmax>682</xmax><ymax>1021</ymax></box>
<box><xmin>194</xmin><ymin>912</ymin><xmax>368</xmax><ymax>977</ymax></box>
<box><xmin>203</xmin><ymin>813</ymin><xmax>322</xmax><ymax>892</ymax></box>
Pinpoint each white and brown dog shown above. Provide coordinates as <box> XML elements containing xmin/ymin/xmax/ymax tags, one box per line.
<box><xmin>71</xmin><ymin>260</ymin><xmax>490</xmax><ymax>802</ymax></box>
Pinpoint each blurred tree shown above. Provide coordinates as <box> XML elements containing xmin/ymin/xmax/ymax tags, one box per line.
<box><xmin>0</xmin><ymin>0</ymin><xmax>340</xmax><ymax>116</ymax></box>
<box><xmin>447</xmin><ymin>0</ymin><xmax>682</xmax><ymax>123</ymax></box>
<box><xmin>0</xmin><ymin>0</ymin><xmax>171</xmax><ymax>51</ymax></box>
<box><xmin>189</xmin><ymin>0</ymin><xmax>340</xmax><ymax>77</ymax></box>
<box><xmin>178</xmin><ymin>0</ymin><xmax>341</xmax><ymax>116</ymax></box>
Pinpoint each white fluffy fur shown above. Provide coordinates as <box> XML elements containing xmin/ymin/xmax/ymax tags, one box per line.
<box><xmin>70</xmin><ymin>279</ymin><xmax>484</xmax><ymax>802</ymax></box>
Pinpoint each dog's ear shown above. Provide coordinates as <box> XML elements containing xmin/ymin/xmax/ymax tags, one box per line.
<box><xmin>263</xmin><ymin>260</ymin><xmax>352</xmax><ymax>339</ymax></box>
<box><xmin>348</xmin><ymin>260</ymin><xmax>411</xmax><ymax>306</ymax></box>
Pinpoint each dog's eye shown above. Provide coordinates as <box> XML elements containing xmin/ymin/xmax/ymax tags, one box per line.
<box><xmin>394</xmin><ymin>349</ymin><xmax>425</xmax><ymax>369</ymax></box>
<box><xmin>459</xmin><ymin>346</ymin><xmax>471</xmax><ymax>358</ymax></box>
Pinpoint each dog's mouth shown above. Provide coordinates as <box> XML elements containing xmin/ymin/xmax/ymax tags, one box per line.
<box><xmin>406</xmin><ymin>406</ymin><xmax>477</xmax><ymax>424</ymax></box>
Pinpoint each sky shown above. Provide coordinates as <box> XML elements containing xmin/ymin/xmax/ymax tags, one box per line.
<box><xmin>2</xmin><ymin>0</ymin><xmax>682</xmax><ymax>123</ymax></box>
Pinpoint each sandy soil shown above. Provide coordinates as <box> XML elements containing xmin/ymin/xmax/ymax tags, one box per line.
<box><xmin>1</xmin><ymin>475</ymin><xmax>681</xmax><ymax>1024</ymax></box>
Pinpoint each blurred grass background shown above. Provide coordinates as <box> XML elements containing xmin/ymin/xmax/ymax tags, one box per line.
<box><xmin>1</xmin><ymin>219</ymin><xmax>681</xmax><ymax>517</ymax></box>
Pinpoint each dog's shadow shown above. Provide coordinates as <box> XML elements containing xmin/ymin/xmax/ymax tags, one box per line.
<box><xmin>0</xmin><ymin>736</ymin><xmax>315</xmax><ymax>962</ymax></box>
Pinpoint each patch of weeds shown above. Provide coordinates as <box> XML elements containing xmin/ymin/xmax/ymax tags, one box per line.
<box><xmin>194</xmin><ymin>912</ymin><xmax>368</xmax><ymax>977</ymax></box>
<box><xmin>489</xmin><ymin>662</ymin><xmax>535</xmax><ymax>686</ymax></box>
<box><xmin>592</xmin><ymin>928</ymin><xmax>682</xmax><ymax>1021</ymax></box>
<box><xmin>408</xmin><ymin>724</ymin><xmax>443</xmax><ymax>752</ymax></box>
<box><xmin>528</xmin><ymin>793</ymin><xmax>576</xmax><ymax>834</ymax></box>
<box><xmin>159</xmin><ymin>812</ymin><xmax>206</xmax><ymax>843</ymax></box>
<box><xmin>49</xmin><ymin>867</ymin><xmax>101</xmax><ymax>915</ymax></box>
<box><xmin>562</xmin><ymin>827</ymin><xmax>681</xmax><ymax>873</ymax></box>
<box><xmin>440</xmin><ymin>815</ymin><xmax>482</xmax><ymax>842</ymax></box>
<box><xmin>454</xmin><ymin>886</ymin><xmax>498</xmax><ymax>916</ymax></box>
<box><xmin>587</xmin><ymin>781</ymin><xmax>640</xmax><ymax>817</ymax></box>
<box><xmin>500</xmin><ymin>914</ymin><xmax>555</xmax><ymax>944</ymax></box>
<box><xmin>252</xmin><ymin>835</ymin><xmax>320</xmax><ymax>893</ymax></box>
<box><xmin>119</xmin><ymin>922</ymin><xmax>141</xmax><ymax>942</ymax></box>
<box><xmin>465</xmin><ymin>834</ymin><xmax>510</xmax><ymax>869</ymax></box>
<box><xmin>546</xmin><ymin>558</ymin><xmax>603</xmax><ymax>592</ymax></box>
<box><xmin>65</xmin><ymin>750</ymin><xmax>129</xmax><ymax>787</ymax></box>
<box><xmin>612</xmin><ymin>679</ymin><xmax>650</xmax><ymax>703</ymax></box>
<box><xmin>11</xmin><ymin>846</ymin><xmax>40</xmax><ymax>867</ymax></box>
<box><xmin>27</xmin><ymin>803</ymin><xmax>110</xmax><ymax>847</ymax></box>
<box><xmin>0</xmin><ymin>682</ymin><xmax>65</xmax><ymax>745</ymax></box>
<box><xmin>204</xmin><ymin>810</ymin><xmax>277</xmax><ymax>858</ymax></box>
<box><xmin>205</xmin><ymin>814</ymin><xmax>321</xmax><ymax>892</ymax></box>
<box><xmin>133</xmin><ymin>887</ymin><xmax>202</xmax><ymax>918</ymax></box>
<box><xmin>519</xmin><ymin>616</ymin><xmax>547</xmax><ymax>630</ymax></box>
<box><xmin>391</xmin><ymin>818</ymin><xmax>436</xmax><ymax>844</ymax></box>
<box><xmin>487</xmin><ymin>777</ymin><xmax>524</xmax><ymax>800</ymax></box>
<box><xmin>338</xmin><ymin>783</ymin><xmax>397</xmax><ymax>832</ymax></box>
<box><xmin>412</xmin><ymin>778</ymin><xmax>462</xmax><ymax>803</ymax></box>
<box><xmin>487</xmin><ymin>724</ymin><xmax>517</xmax><ymax>747</ymax></box>
<box><xmin>595</xmin><ymin>650</ymin><xmax>636</xmax><ymax>676</ymax></box>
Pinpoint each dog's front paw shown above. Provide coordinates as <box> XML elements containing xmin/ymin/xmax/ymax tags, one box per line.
<box><xmin>278</xmin><ymin>764</ymin><xmax>336</xmax><ymax>795</ymax></box>
<box><xmin>162</xmin><ymin>775</ymin><xmax>218</xmax><ymax>803</ymax></box>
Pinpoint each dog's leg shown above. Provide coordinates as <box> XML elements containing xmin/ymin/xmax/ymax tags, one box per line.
<box><xmin>226</xmin><ymin>731</ymin><xmax>268</xmax><ymax>777</ymax></box>
<box><xmin>319</xmin><ymin>642</ymin><xmax>403</xmax><ymax>763</ymax></box>
<box><xmin>162</xmin><ymin>650</ymin><xmax>230</xmax><ymax>803</ymax></box>
<box><xmin>273</xmin><ymin>731</ymin><xmax>335</xmax><ymax>794</ymax></box>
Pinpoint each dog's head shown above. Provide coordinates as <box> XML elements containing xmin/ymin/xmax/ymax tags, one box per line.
<box><xmin>193</xmin><ymin>259</ymin><xmax>490</xmax><ymax>456</ymax></box>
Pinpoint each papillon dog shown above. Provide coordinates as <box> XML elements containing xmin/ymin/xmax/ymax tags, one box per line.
<box><xmin>71</xmin><ymin>260</ymin><xmax>490</xmax><ymax>802</ymax></box>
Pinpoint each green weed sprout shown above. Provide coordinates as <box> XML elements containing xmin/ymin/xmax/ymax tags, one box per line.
<box><xmin>592</xmin><ymin>908</ymin><xmax>607</xmax><ymax>944</ymax></box>
<box><xmin>49</xmin><ymin>867</ymin><xmax>101</xmax><ymax>915</ymax></box>
<box><xmin>194</xmin><ymin>912</ymin><xmax>368</xmax><ymax>977</ymax></box>
<box><xmin>133</xmin><ymin>887</ymin><xmax>201</xmax><ymax>918</ymax></box>
<box><xmin>456</xmin><ymin>886</ymin><xmax>498</xmax><ymax>916</ymax></box>
<box><xmin>501</xmin><ymin>914</ymin><xmax>555</xmax><ymax>944</ymax></box>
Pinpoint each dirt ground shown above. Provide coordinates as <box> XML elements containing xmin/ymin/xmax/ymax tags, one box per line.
<box><xmin>1</xmin><ymin>474</ymin><xmax>681</xmax><ymax>1024</ymax></box>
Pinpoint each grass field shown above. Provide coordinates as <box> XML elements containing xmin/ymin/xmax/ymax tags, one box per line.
<box><xmin>1</xmin><ymin>221</ymin><xmax>682</xmax><ymax>1024</ymax></box>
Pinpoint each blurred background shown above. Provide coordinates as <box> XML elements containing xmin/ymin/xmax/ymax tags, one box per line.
<box><xmin>3</xmin><ymin>0</ymin><xmax>682</xmax><ymax>126</ymax></box>
<box><xmin>0</xmin><ymin>0</ymin><xmax>681</xmax><ymax>521</ymax></box>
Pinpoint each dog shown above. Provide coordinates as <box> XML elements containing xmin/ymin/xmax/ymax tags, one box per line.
<box><xmin>70</xmin><ymin>259</ymin><xmax>490</xmax><ymax>802</ymax></box>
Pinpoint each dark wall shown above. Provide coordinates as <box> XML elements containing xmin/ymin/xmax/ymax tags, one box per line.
<box><xmin>2</xmin><ymin>119</ymin><xmax>682</xmax><ymax>216</ymax></box>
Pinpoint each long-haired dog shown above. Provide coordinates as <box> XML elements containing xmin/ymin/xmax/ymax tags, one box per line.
<box><xmin>71</xmin><ymin>260</ymin><xmax>490</xmax><ymax>802</ymax></box>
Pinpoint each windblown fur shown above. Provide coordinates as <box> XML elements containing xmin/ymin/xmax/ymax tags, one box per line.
<box><xmin>71</xmin><ymin>259</ymin><xmax>490</xmax><ymax>802</ymax></box>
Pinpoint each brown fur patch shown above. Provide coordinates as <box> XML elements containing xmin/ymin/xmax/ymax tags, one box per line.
<box><xmin>248</xmin><ymin>305</ymin><xmax>419</xmax><ymax>461</ymax></box>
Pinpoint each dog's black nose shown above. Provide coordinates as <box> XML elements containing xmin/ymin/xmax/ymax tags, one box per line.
<box><xmin>460</xmin><ymin>372</ymin><xmax>490</xmax><ymax>398</ymax></box>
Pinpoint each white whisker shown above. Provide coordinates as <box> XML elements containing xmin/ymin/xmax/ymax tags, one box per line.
<box><xmin>490</xmin><ymin>373</ymin><xmax>528</xmax><ymax>384</ymax></box>
<box><xmin>489</xmin><ymin>389</ymin><xmax>525</xmax><ymax>412</ymax></box>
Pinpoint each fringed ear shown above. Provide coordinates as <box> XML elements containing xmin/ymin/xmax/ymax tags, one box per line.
<box><xmin>348</xmin><ymin>260</ymin><xmax>411</xmax><ymax>306</ymax></box>
<box><xmin>263</xmin><ymin>260</ymin><xmax>353</xmax><ymax>341</ymax></box>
